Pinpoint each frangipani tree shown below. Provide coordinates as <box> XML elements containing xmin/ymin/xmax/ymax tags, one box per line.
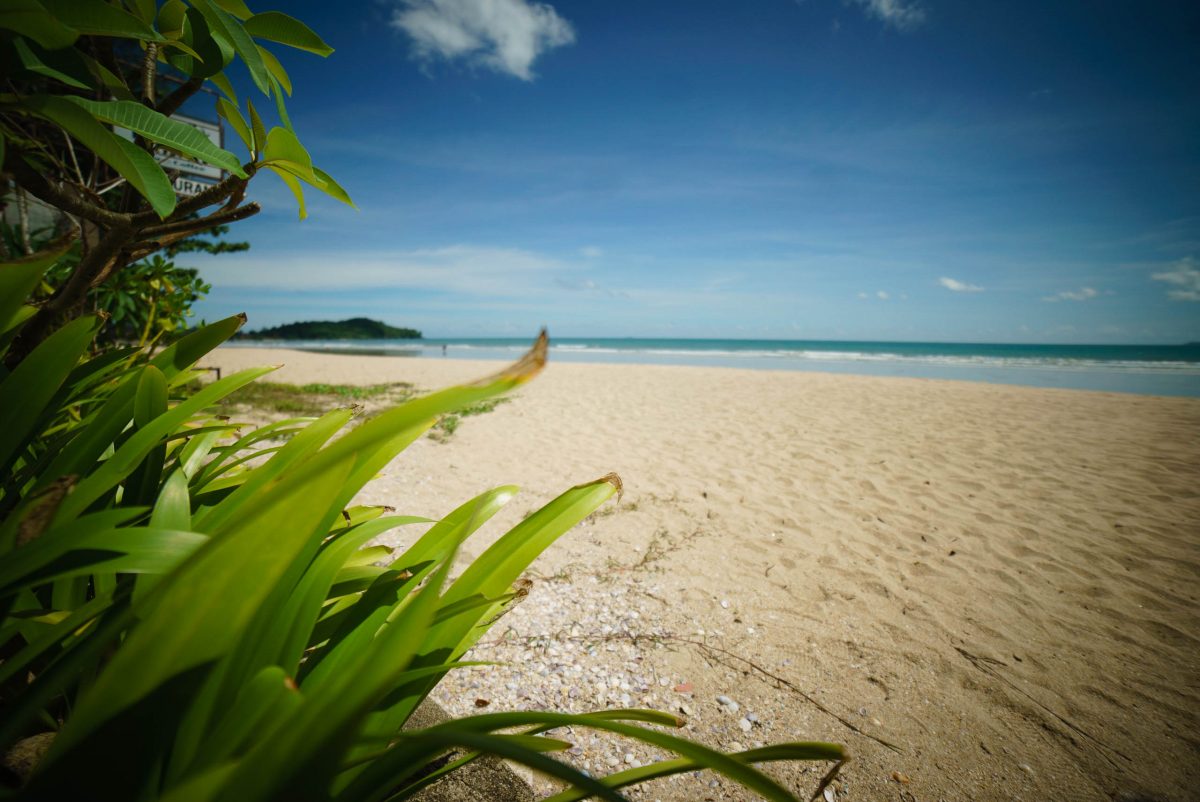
<box><xmin>0</xmin><ymin>0</ymin><xmax>351</xmax><ymax>363</ymax></box>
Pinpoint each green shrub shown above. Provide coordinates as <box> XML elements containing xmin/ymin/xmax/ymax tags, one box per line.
<box><xmin>0</xmin><ymin>245</ymin><xmax>845</xmax><ymax>800</ymax></box>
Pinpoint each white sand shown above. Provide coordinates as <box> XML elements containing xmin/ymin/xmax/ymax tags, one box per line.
<box><xmin>210</xmin><ymin>347</ymin><xmax>1200</xmax><ymax>801</ymax></box>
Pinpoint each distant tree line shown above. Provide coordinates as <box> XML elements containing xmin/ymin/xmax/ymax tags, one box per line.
<box><xmin>241</xmin><ymin>317</ymin><xmax>422</xmax><ymax>340</ymax></box>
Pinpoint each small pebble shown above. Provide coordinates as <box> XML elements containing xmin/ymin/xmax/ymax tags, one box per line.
<box><xmin>624</xmin><ymin>752</ymin><xmax>636</xmax><ymax>765</ymax></box>
<box><xmin>739</xmin><ymin>718</ymin><xmax>752</xmax><ymax>732</ymax></box>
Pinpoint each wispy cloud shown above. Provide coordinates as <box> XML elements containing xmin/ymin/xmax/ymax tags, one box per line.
<box><xmin>1042</xmin><ymin>287</ymin><xmax>1098</xmax><ymax>302</ymax></box>
<box><xmin>195</xmin><ymin>245</ymin><xmax>573</xmax><ymax>294</ymax></box>
<box><xmin>938</xmin><ymin>277</ymin><xmax>984</xmax><ymax>293</ymax></box>
<box><xmin>390</xmin><ymin>0</ymin><xmax>575</xmax><ymax>80</ymax></box>
<box><xmin>1151</xmin><ymin>257</ymin><xmax>1200</xmax><ymax>301</ymax></box>
<box><xmin>876</xmin><ymin>290</ymin><xmax>889</xmax><ymax>300</ymax></box>
<box><xmin>579</xmin><ymin>245</ymin><xmax>603</xmax><ymax>258</ymax></box>
<box><xmin>845</xmin><ymin>0</ymin><xmax>926</xmax><ymax>31</ymax></box>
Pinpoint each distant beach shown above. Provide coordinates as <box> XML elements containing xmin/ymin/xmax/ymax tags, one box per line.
<box><xmin>226</xmin><ymin>337</ymin><xmax>1200</xmax><ymax>397</ymax></box>
<box><xmin>209</xmin><ymin>346</ymin><xmax>1200</xmax><ymax>801</ymax></box>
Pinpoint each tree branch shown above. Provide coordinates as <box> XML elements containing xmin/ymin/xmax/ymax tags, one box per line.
<box><xmin>131</xmin><ymin>167</ymin><xmax>253</xmax><ymax>225</ymax></box>
<box><xmin>155</xmin><ymin>75</ymin><xmax>204</xmax><ymax>118</ymax></box>
<box><xmin>7</xmin><ymin>157</ymin><xmax>130</xmax><ymax>228</ymax></box>
<box><xmin>140</xmin><ymin>202</ymin><xmax>262</xmax><ymax>240</ymax></box>
<box><xmin>141</xmin><ymin>43</ymin><xmax>158</xmax><ymax>105</ymax></box>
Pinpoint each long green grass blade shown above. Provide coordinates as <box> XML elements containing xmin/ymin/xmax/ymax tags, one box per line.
<box><xmin>54</xmin><ymin>366</ymin><xmax>276</xmax><ymax>523</ymax></box>
<box><xmin>541</xmin><ymin>743</ymin><xmax>847</xmax><ymax>802</ymax></box>
<box><xmin>0</xmin><ymin>315</ymin><xmax>97</xmax><ymax>473</ymax></box>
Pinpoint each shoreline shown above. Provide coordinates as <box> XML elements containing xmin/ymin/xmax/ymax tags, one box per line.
<box><xmin>211</xmin><ymin>343</ymin><xmax>1200</xmax><ymax>399</ymax></box>
<box><xmin>209</xmin><ymin>346</ymin><xmax>1200</xmax><ymax>800</ymax></box>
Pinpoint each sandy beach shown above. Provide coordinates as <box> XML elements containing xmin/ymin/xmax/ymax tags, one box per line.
<box><xmin>209</xmin><ymin>347</ymin><xmax>1200</xmax><ymax>802</ymax></box>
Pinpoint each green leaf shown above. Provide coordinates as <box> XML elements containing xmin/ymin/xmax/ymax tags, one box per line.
<box><xmin>11</xmin><ymin>35</ymin><xmax>93</xmax><ymax>89</ymax></box>
<box><xmin>82</xmin><ymin>54</ymin><xmax>135</xmax><ymax>100</ymax></box>
<box><xmin>41</xmin><ymin>0</ymin><xmax>163</xmax><ymax>41</ymax></box>
<box><xmin>165</xmin><ymin>6</ymin><xmax>232</xmax><ymax>79</ymax></box>
<box><xmin>265</xmin><ymin>164</ymin><xmax>305</xmax><ymax>219</ymax></box>
<box><xmin>157</xmin><ymin>0</ymin><xmax>187</xmax><ymax>37</ymax></box>
<box><xmin>257</xmin><ymin>43</ymin><xmax>291</xmax><ymax>95</ymax></box>
<box><xmin>216</xmin><ymin>98</ymin><xmax>253</xmax><ymax>153</ymax></box>
<box><xmin>210</xmin><ymin>71</ymin><xmax>237</xmax><ymax>102</ymax></box>
<box><xmin>151</xmin><ymin>470</ymin><xmax>191</xmax><ymax>531</ymax></box>
<box><xmin>63</xmin><ymin>97</ymin><xmax>247</xmax><ymax>178</ymax></box>
<box><xmin>243</xmin><ymin>11</ymin><xmax>333</xmax><ymax>57</ymax></box>
<box><xmin>130</xmin><ymin>0</ymin><xmax>157</xmax><ymax>25</ymax></box>
<box><xmin>0</xmin><ymin>524</ymin><xmax>206</xmax><ymax>598</ymax></box>
<box><xmin>191</xmin><ymin>0</ymin><xmax>270</xmax><ymax>94</ymax></box>
<box><xmin>19</xmin><ymin>94</ymin><xmax>176</xmax><ymax>217</ymax></box>
<box><xmin>0</xmin><ymin>236</ymin><xmax>72</xmax><ymax>343</ymax></box>
<box><xmin>261</xmin><ymin>127</ymin><xmax>319</xmax><ymax>183</ymax></box>
<box><xmin>246</xmin><ymin>98</ymin><xmax>266</xmax><ymax>158</ymax></box>
<box><xmin>55</xmin><ymin>366</ymin><xmax>278</xmax><ymax>523</ymax></box>
<box><xmin>312</xmin><ymin>166</ymin><xmax>355</xmax><ymax>208</ymax></box>
<box><xmin>542</xmin><ymin>744</ymin><xmax>848</xmax><ymax>802</ymax></box>
<box><xmin>268</xmin><ymin>71</ymin><xmax>293</xmax><ymax>130</ymax></box>
<box><xmin>0</xmin><ymin>316</ymin><xmax>97</xmax><ymax>473</ymax></box>
<box><xmin>213</xmin><ymin>0</ymin><xmax>254</xmax><ymax>20</ymax></box>
<box><xmin>151</xmin><ymin>313</ymin><xmax>245</xmax><ymax>384</ymax></box>
<box><xmin>0</xmin><ymin>0</ymin><xmax>79</xmax><ymax>50</ymax></box>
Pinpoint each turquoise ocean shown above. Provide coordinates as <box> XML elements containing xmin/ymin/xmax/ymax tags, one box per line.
<box><xmin>230</xmin><ymin>337</ymin><xmax>1200</xmax><ymax>397</ymax></box>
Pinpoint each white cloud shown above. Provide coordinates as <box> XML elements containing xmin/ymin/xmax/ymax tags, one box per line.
<box><xmin>390</xmin><ymin>0</ymin><xmax>575</xmax><ymax>80</ymax></box>
<box><xmin>1042</xmin><ymin>287</ymin><xmax>1099</xmax><ymax>302</ymax></box>
<box><xmin>938</xmin><ymin>277</ymin><xmax>984</xmax><ymax>293</ymax></box>
<box><xmin>1151</xmin><ymin>257</ymin><xmax>1200</xmax><ymax>301</ymax></box>
<box><xmin>857</xmin><ymin>292</ymin><xmax>868</xmax><ymax>299</ymax></box>
<box><xmin>195</xmin><ymin>245</ymin><xmax>571</xmax><ymax>295</ymax></box>
<box><xmin>579</xmin><ymin>245</ymin><xmax>603</xmax><ymax>258</ymax></box>
<box><xmin>876</xmin><ymin>290</ymin><xmax>889</xmax><ymax>300</ymax></box>
<box><xmin>846</xmin><ymin>0</ymin><xmax>926</xmax><ymax>31</ymax></box>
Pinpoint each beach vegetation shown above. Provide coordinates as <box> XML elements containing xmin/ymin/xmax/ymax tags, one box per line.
<box><xmin>0</xmin><ymin>2</ymin><xmax>846</xmax><ymax>800</ymax></box>
<box><xmin>429</xmin><ymin>397</ymin><xmax>509</xmax><ymax>442</ymax></box>
<box><xmin>220</xmin><ymin>380</ymin><xmax>415</xmax><ymax>416</ymax></box>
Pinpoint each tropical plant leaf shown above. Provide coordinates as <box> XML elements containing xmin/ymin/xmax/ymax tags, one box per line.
<box><xmin>54</xmin><ymin>366</ymin><xmax>277</xmax><ymax>523</ymax></box>
<box><xmin>40</xmin><ymin>0</ymin><xmax>162</xmax><ymax>41</ymax></box>
<box><xmin>11</xmin><ymin>34</ymin><xmax>92</xmax><ymax>88</ymax></box>
<box><xmin>0</xmin><ymin>0</ymin><xmax>78</xmax><ymax>49</ymax></box>
<box><xmin>191</xmin><ymin>0</ymin><xmax>270</xmax><ymax>94</ymax></box>
<box><xmin>156</xmin><ymin>0</ymin><xmax>187</xmax><ymax>38</ymax></box>
<box><xmin>243</xmin><ymin>11</ymin><xmax>333</xmax><ymax>57</ymax></box>
<box><xmin>216</xmin><ymin>97</ymin><xmax>253</xmax><ymax>153</ymax></box>
<box><xmin>0</xmin><ymin>315</ymin><xmax>97</xmax><ymax>474</ymax></box>
<box><xmin>246</xmin><ymin>97</ymin><xmax>267</xmax><ymax>157</ymax></box>
<box><xmin>0</xmin><ymin>236</ymin><xmax>72</xmax><ymax>343</ymax></box>
<box><xmin>313</xmin><ymin>166</ymin><xmax>355</xmax><ymax>207</ymax></box>
<box><xmin>257</xmin><ymin>43</ymin><xmax>291</xmax><ymax>95</ymax></box>
<box><xmin>210</xmin><ymin>70</ymin><xmax>237</xmax><ymax>102</ymax></box>
<box><xmin>64</xmin><ymin>97</ymin><xmax>246</xmax><ymax>177</ymax></box>
<box><xmin>265</xmin><ymin>163</ymin><xmax>306</xmax><ymax>219</ymax></box>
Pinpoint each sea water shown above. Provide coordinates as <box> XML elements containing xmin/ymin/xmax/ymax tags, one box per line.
<box><xmin>230</xmin><ymin>337</ymin><xmax>1200</xmax><ymax>397</ymax></box>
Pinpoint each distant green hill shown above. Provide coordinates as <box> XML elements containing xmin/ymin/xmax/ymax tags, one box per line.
<box><xmin>244</xmin><ymin>318</ymin><xmax>421</xmax><ymax>340</ymax></box>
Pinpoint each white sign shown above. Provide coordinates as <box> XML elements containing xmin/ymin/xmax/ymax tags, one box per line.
<box><xmin>114</xmin><ymin>114</ymin><xmax>225</xmax><ymax>188</ymax></box>
<box><xmin>173</xmin><ymin>176</ymin><xmax>216</xmax><ymax>197</ymax></box>
<box><xmin>155</xmin><ymin>114</ymin><xmax>223</xmax><ymax>180</ymax></box>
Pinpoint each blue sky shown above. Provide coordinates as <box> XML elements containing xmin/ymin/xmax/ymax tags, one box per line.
<box><xmin>189</xmin><ymin>0</ymin><xmax>1200</xmax><ymax>343</ymax></box>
